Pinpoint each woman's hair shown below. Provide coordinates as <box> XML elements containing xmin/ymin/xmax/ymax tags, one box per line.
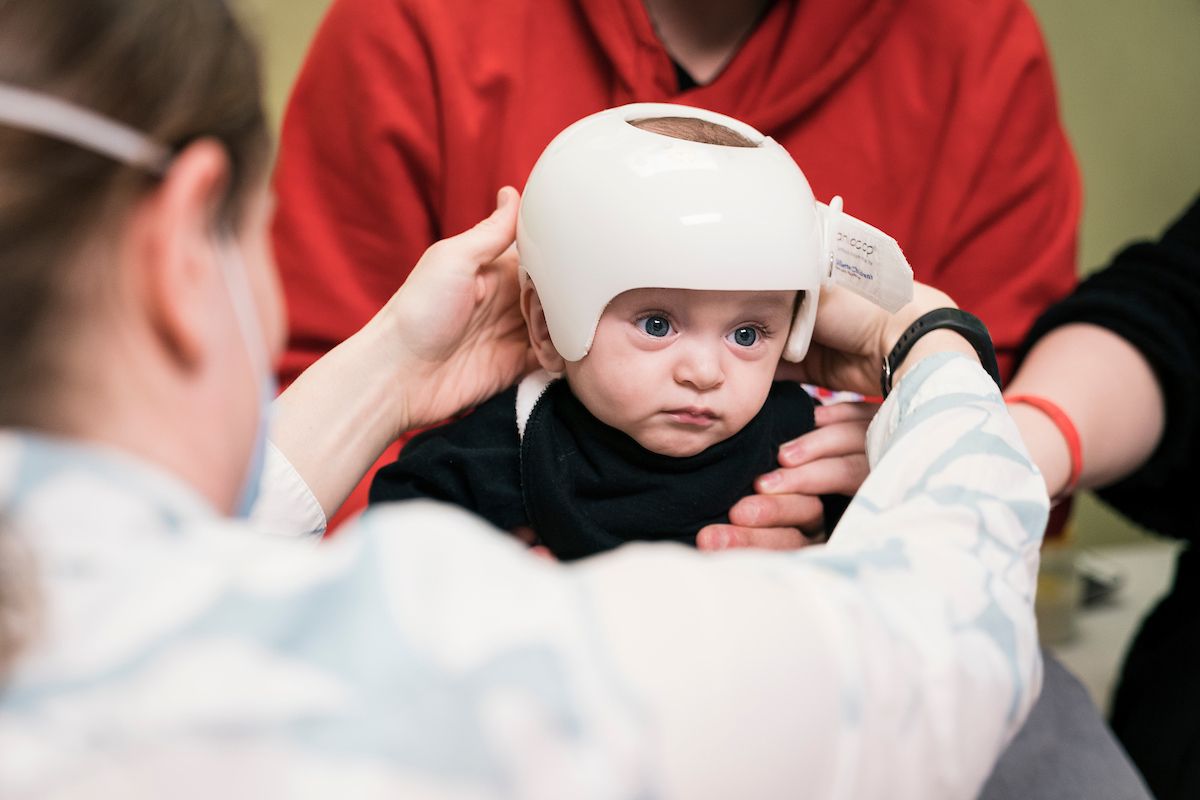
<box><xmin>0</xmin><ymin>0</ymin><xmax>270</xmax><ymax>428</ymax></box>
<box><xmin>0</xmin><ymin>0</ymin><xmax>269</xmax><ymax>679</ymax></box>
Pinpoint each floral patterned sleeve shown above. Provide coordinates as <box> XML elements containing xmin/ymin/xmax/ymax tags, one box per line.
<box><xmin>0</xmin><ymin>354</ymin><xmax>1047</xmax><ymax>799</ymax></box>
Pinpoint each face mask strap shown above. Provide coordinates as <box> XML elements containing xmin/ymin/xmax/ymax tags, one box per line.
<box><xmin>214</xmin><ymin>231</ymin><xmax>271</xmax><ymax>381</ymax></box>
<box><xmin>0</xmin><ymin>83</ymin><xmax>171</xmax><ymax>175</ymax></box>
<box><xmin>212</xmin><ymin>229</ymin><xmax>277</xmax><ymax>519</ymax></box>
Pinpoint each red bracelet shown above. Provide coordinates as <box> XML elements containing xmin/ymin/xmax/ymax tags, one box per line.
<box><xmin>1006</xmin><ymin>394</ymin><xmax>1083</xmax><ymax>505</ymax></box>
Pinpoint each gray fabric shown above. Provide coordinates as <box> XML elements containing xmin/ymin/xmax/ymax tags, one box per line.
<box><xmin>980</xmin><ymin>652</ymin><xmax>1152</xmax><ymax>800</ymax></box>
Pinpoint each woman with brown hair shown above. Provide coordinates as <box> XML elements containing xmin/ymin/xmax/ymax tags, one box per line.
<box><xmin>0</xmin><ymin>1</ymin><xmax>1051</xmax><ymax>796</ymax></box>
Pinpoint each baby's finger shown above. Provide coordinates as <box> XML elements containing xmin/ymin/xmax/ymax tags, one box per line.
<box><xmin>778</xmin><ymin>420</ymin><xmax>870</xmax><ymax>467</ymax></box>
<box><xmin>758</xmin><ymin>455</ymin><xmax>871</xmax><ymax>497</ymax></box>
<box><xmin>697</xmin><ymin>524</ymin><xmax>812</xmax><ymax>551</ymax></box>
<box><xmin>728</xmin><ymin>492</ymin><xmax>824</xmax><ymax>533</ymax></box>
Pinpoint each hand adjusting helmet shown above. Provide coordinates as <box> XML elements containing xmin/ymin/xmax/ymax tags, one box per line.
<box><xmin>516</xmin><ymin>102</ymin><xmax>913</xmax><ymax>362</ymax></box>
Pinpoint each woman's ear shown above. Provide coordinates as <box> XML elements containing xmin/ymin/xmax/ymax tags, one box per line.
<box><xmin>520</xmin><ymin>281</ymin><xmax>567</xmax><ymax>374</ymax></box>
<box><xmin>127</xmin><ymin>139</ymin><xmax>231</xmax><ymax>371</ymax></box>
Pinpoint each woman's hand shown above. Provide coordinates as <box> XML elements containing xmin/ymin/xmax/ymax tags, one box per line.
<box><xmin>381</xmin><ymin>186</ymin><xmax>532</xmax><ymax>434</ymax></box>
<box><xmin>272</xmin><ymin>188</ymin><xmax>531</xmax><ymax>518</ymax></box>
<box><xmin>699</xmin><ymin>282</ymin><xmax>975</xmax><ymax>552</ymax></box>
<box><xmin>778</xmin><ymin>282</ymin><xmax>959</xmax><ymax>394</ymax></box>
<box><xmin>697</xmin><ymin>402</ymin><xmax>877</xmax><ymax>550</ymax></box>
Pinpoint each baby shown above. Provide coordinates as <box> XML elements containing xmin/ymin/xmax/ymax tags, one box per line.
<box><xmin>370</xmin><ymin>104</ymin><xmax>910</xmax><ymax>560</ymax></box>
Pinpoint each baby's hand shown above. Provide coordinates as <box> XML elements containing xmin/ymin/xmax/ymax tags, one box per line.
<box><xmin>697</xmin><ymin>401</ymin><xmax>877</xmax><ymax>551</ymax></box>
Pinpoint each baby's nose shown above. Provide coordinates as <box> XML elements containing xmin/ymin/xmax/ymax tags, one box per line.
<box><xmin>673</xmin><ymin>342</ymin><xmax>724</xmax><ymax>391</ymax></box>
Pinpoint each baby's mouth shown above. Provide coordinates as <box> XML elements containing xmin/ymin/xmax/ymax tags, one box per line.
<box><xmin>664</xmin><ymin>407</ymin><xmax>719</xmax><ymax>427</ymax></box>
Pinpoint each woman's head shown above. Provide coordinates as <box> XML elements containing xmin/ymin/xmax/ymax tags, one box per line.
<box><xmin>0</xmin><ymin>0</ymin><xmax>281</xmax><ymax>510</ymax></box>
<box><xmin>0</xmin><ymin>0</ymin><xmax>273</xmax><ymax>414</ymax></box>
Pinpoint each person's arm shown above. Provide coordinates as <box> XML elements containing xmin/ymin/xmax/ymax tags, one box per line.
<box><xmin>1006</xmin><ymin>195</ymin><xmax>1200</xmax><ymax>538</ymax></box>
<box><xmin>175</xmin><ymin>283</ymin><xmax>1039</xmax><ymax>796</ymax></box>
<box><xmin>333</xmin><ymin>342</ymin><xmax>1043</xmax><ymax>798</ymax></box>
<box><xmin>1005</xmin><ymin>324</ymin><xmax>1164</xmax><ymax>498</ymax></box>
<box><xmin>263</xmin><ymin>189</ymin><xmax>530</xmax><ymax>524</ymax></box>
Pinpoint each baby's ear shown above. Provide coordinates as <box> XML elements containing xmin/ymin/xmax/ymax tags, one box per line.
<box><xmin>520</xmin><ymin>281</ymin><xmax>567</xmax><ymax>374</ymax></box>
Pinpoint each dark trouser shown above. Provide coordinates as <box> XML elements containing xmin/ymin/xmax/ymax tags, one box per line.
<box><xmin>1110</xmin><ymin>546</ymin><xmax>1200</xmax><ymax>800</ymax></box>
<box><xmin>979</xmin><ymin>653</ymin><xmax>1151</xmax><ymax>800</ymax></box>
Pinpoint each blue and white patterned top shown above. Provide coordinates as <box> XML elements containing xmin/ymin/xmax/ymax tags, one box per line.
<box><xmin>0</xmin><ymin>354</ymin><xmax>1048</xmax><ymax>798</ymax></box>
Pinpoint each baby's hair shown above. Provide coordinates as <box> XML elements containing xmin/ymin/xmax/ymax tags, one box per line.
<box><xmin>628</xmin><ymin>116</ymin><xmax>758</xmax><ymax>148</ymax></box>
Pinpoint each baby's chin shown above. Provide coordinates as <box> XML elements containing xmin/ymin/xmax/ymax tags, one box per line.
<box><xmin>633</xmin><ymin>428</ymin><xmax>729</xmax><ymax>458</ymax></box>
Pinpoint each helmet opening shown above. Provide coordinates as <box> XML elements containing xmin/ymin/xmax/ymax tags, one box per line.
<box><xmin>627</xmin><ymin>116</ymin><xmax>759</xmax><ymax>148</ymax></box>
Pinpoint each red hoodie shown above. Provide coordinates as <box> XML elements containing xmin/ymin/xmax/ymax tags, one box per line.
<box><xmin>274</xmin><ymin>0</ymin><xmax>1079</xmax><ymax>525</ymax></box>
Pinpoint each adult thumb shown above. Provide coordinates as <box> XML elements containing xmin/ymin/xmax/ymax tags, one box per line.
<box><xmin>450</xmin><ymin>186</ymin><xmax>520</xmax><ymax>264</ymax></box>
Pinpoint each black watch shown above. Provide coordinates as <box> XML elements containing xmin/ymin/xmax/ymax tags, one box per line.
<box><xmin>881</xmin><ymin>308</ymin><xmax>1001</xmax><ymax>397</ymax></box>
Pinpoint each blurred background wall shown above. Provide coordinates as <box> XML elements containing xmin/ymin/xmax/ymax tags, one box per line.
<box><xmin>238</xmin><ymin>0</ymin><xmax>1200</xmax><ymax>546</ymax></box>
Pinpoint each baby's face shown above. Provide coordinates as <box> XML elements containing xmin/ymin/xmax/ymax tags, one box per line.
<box><xmin>564</xmin><ymin>288</ymin><xmax>795</xmax><ymax>457</ymax></box>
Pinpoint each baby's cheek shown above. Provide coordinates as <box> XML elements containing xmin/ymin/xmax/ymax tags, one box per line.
<box><xmin>736</xmin><ymin>369</ymin><xmax>778</xmax><ymax>425</ymax></box>
<box><xmin>572</xmin><ymin>372</ymin><xmax>641</xmax><ymax>430</ymax></box>
<box><xmin>600</xmin><ymin>362</ymin><xmax>652</xmax><ymax>403</ymax></box>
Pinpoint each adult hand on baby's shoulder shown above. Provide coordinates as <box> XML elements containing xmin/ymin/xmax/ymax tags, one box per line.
<box><xmin>698</xmin><ymin>401</ymin><xmax>876</xmax><ymax>552</ymax></box>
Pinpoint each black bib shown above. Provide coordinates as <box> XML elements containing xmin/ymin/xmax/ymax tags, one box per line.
<box><xmin>520</xmin><ymin>380</ymin><xmax>817</xmax><ymax>561</ymax></box>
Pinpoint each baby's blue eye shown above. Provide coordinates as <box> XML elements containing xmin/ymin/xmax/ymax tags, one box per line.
<box><xmin>732</xmin><ymin>327</ymin><xmax>758</xmax><ymax>347</ymax></box>
<box><xmin>639</xmin><ymin>316</ymin><xmax>672</xmax><ymax>337</ymax></box>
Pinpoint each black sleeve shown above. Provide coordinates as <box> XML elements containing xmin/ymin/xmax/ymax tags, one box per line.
<box><xmin>368</xmin><ymin>386</ymin><xmax>529</xmax><ymax>531</ymax></box>
<box><xmin>1014</xmin><ymin>194</ymin><xmax>1200</xmax><ymax>542</ymax></box>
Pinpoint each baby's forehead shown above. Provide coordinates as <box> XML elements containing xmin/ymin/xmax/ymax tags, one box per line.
<box><xmin>605</xmin><ymin>287</ymin><xmax>797</xmax><ymax>317</ymax></box>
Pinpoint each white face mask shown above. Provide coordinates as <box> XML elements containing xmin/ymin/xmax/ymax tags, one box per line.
<box><xmin>0</xmin><ymin>82</ymin><xmax>273</xmax><ymax>517</ymax></box>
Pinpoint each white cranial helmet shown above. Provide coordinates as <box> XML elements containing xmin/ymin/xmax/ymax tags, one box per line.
<box><xmin>516</xmin><ymin>103</ymin><xmax>913</xmax><ymax>363</ymax></box>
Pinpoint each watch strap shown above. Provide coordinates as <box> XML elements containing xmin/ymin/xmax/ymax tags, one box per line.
<box><xmin>881</xmin><ymin>308</ymin><xmax>1001</xmax><ymax>397</ymax></box>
